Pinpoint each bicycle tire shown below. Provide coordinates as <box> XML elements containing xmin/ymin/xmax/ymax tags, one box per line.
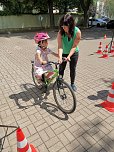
<box><xmin>53</xmin><ymin>79</ymin><xmax>76</xmax><ymax>114</ymax></box>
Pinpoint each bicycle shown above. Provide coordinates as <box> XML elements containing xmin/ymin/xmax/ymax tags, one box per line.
<box><xmin>31</xmin><ymin>59</ymin><xmax>76</xmax><ymax>114</ymax></box>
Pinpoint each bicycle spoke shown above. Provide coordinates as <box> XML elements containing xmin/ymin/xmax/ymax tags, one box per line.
<box><xmin>53</xmin><ymin>80</ymin><xmax>76</xmax><ymax>114</ymax></box>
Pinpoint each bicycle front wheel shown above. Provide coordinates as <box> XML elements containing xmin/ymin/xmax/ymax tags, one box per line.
<box><xmin>53</xmin><ymin>79</ymin><xmax>76</xmax><ymax>114</ymax></box>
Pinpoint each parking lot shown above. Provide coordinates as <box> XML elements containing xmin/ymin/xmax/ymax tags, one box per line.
<box><xmin>0</xmin><ymin>27</ymin><xmax>114</xmax><ymax>152</ymax></box>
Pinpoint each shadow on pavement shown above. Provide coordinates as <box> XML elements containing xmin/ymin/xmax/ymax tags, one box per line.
<box><xmin>74</xmin><ymin>118</ymin><xmax>114</xmax><ymax>151</ymax></box>
<box><xmin>87</xmin><ymin>79</ymin><xmax>114</xmax><ymax>109</ymax></box>
<box><xmin>9</xmin><ymin>83</ymin><xmax>68</xmax><ymax>121</ymax></box>
<box><xmin>87</xmin><ymin>90</ymin><xmax>108</xmax><ymax>101</ymax></box>
<box><xmin>0</xmin><ymin>138</ymin><xmax>2</xmax><ymax>152</ymax></box>
<box><xmin>87</xmin><ymin>90</ymin><xmax>109</xmax><ymax>109</ymax></box>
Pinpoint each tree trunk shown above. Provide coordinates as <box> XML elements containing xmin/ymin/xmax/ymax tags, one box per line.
<box><xmin>80</xmin><ymin>0</ymin><xmax>92</xmax><ymax>27</ymax></box>
<box><xmin>64</xmin><ymin>2</ymin><xmax>68</xmax><ymax>13</ymax></box>
<box><xmin>48</xmin><ymin>0</ymin><xmax>55</xmax><ymax>29</ymax></box>
<box><xmin>84</xmin><ymin>10</ymin><xmax>89</xmax><ymax>27</ymax></box>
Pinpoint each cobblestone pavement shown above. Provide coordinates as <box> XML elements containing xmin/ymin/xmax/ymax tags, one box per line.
<box><xmin>0</xmin><ymin>27</ymin><xmax>114</xmax><ymax>152</ymax></box>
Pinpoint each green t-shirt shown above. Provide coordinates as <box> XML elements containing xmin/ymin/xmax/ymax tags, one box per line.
<box><xmin>62</xmin><ymin>26</ymin><xmax>79</xmax><ymax>54</ymax></box>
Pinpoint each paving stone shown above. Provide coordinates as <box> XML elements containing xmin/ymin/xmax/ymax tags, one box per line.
<box><xmin>87</xmin><ymin>143</ymin><xmax>103</xmax><ymax>152</ymax></box>
<box><xmin>98</xmin><ymin>138</ymin><xmax>114</xmax><ymax>152</ymax></box>
<box><xmin>45</xmin><ymin>136</ymin><xmax>59</xmax><ymax>148</ymax></box>
<box><xmin>71</xmin><ymin>145</ymin><xmax>86</xmax><ymax>152</ymax></box>
<box><xmin>0</xmin><ymin>29</ymin><xmax>114</xmax><ymax>152</ymax></box>
<box><xmin>57</xmin><ymin>133</ymin><xmax>70</xmax><ymax>146</ymax></box>
<box><xmin>36</xmin><ymin>122</ymin><xmax>48</xmax><ymax>132</ymax></box>
<box><xmin>82</xmin><ymin>132</ymin><xmax>96</xmax><ymax>145</ymax></box>
<box><xmin>27</xmin><ymin>124</ymin><xmax>37</xmax><ymax>135</ymax></box>
<box><xmin>38</xmin><ymin>143</ymin><xmax>49</xmax><ymax>152</ymax></box>
<box><xmin>66</xmin><ymin>139</ymin><xmax>80</xmax><ymax>151</ymax></box>
<box><xmin>59</xmin><ymin>147</ymin><xmax>68</xmax><ymax>152</ymax></box>
<box><xmin>48</xmin><ymin>141</ymin><xmax>64</xmax><ymax>152</ymax></box>
<box><xmin>45</xmin><ymin>127</ymin><xmax>56</xmax><ymax>138</ymax></box>
<box><xmin>54</xmin><ymin>125</ymin><xmax>66</xmax><ymax>135</ymax></box>
<box><xmin>44</xmin><ymin>116</ymin><xmax>54</xmax><ymax>125</ymax></box>
<box><xmin>39</xmin><ymin>130</ymin><xmax>49</xmax><ymax>142</ymax></box>
<box><xmin>77</xmin><ymin>136</ymin><xmax>92</xmax><ymax>150</ymax></box>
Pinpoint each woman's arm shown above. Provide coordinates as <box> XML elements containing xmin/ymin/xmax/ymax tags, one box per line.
<box><xmin>57</xmin><ymin>31</ymin><xmax>63</xmax><ymax>62</ymax></box>
<box><xmin>67</xmin><ymin>29</ymin><xmax>81</xmax><ymax>61</ymax></box>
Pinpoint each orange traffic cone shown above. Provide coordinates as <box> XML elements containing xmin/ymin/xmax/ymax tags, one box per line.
<box><xmin>100</xmin><ymin>82</ymin><xmax>114</xmax><ymax>112</ymax></box>
<box><xmin>96</xmin><ymin>42</ymin><xmax>102</xmax><ymax>54</ymax></box>
<box><xmin>110</xmin><ymin>42</ymin><xmax>114</xmax><ymax>55</ymax></box>
<box><xmin>99</xmin><ymin>45</ymin><xmax>109</xmax><ymax>59</ymax></box>
<box><xmin>17</xmin><ymin>127</ymin><xmax>37</xmax><ymax>152</ymax></box>
<box><xmin>104</xmin><ymin>34</ymin><xmax>107</xmax><ymax>39</ymax></box>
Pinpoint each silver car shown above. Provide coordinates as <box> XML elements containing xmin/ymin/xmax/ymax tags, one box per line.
<box><xmin>89</xmin><ymin>18</ymin><xmax>107</xmax><ymax>27</ymax></box>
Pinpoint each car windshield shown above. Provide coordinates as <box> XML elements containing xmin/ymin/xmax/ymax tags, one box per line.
<box><xmin>96</xmin><ymin>19</ymin><xmax>103</xmax><ymax>21</ymax></box>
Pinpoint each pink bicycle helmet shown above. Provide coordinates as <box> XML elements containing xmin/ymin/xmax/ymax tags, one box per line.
<box><xmin>34</xmin><ymin>32</ymin><xmax>50</xmax><ymax>43</ymax></box>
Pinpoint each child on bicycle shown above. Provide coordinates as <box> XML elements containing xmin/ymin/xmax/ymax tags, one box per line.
<box><xmin>34</xmin><ymin>32</ymin><xmax>58</xmax><ymax>81</ymax></box>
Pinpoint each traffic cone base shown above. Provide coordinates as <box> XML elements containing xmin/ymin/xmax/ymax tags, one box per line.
<box><xmin>30</xmin><ymin>144</ymin><xmax>37</xmax><ymax>152</ymax></box>
<box><xmin>110</xmin><ymin>50</ymin><xmax>114</xmax><ymax>55</ymax></box>
<box><xmin>100</xmin><ymin>83</ymin><xmax>114</xmax><ymax>112</ymax></box>
<box><xmin>110</xmin><ymin>55</ymin><xmax>114</xmax><ymax>57</ymax></box>
<box><xmin>17</xmin><ymin>144</ymin><xmax>37</xmax><ymax>152</ymax></box>
<box><xmin>96</xmin><ymin>50</ymin><xmax>102</xmax><ymax>54</ymax></box>
<box><xmin>99</xmin><ymin>54</ymin><xmax>108</xmax><ymax>59</ymax></box>
<box><xmin>100</xmin><ymin>101</ymin><xmax>114</xmax><ymax>112</ymax></box>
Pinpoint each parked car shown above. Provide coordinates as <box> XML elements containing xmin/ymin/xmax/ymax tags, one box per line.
<box><xmin>107</xmin><ymin>20</ymin><xmax>114</xmax><ymax>30</ymax></box>
<box><xmin>88</xmin><ymin>18</ymin><xmax>107</xmax><ymax>27</ymax></box>
<box><xmin>100</xmin><ymin>16</ymin><xmax>110</xmax><ymax>23</ymax></box>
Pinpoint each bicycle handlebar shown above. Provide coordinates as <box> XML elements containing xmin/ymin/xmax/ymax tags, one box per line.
<box><xmin>31</xmin><ymin>57</ymin><xmax>68</xmax><ymax>67</ymax></box>
<box><xmin>47</xmin><ymin>57</ymin><xmax>67</xmax><ymax>65</ymax></box>
<box><xmin>48</xmin><ymin>61</ymin><xmax>59</xmax><ymax>65</ymax></box>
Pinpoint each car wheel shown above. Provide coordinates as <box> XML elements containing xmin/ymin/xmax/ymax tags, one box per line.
<box><xmin>97</xmin><ymin>23</ymin><xmax>100</xmax><ymax>27</ymax></box>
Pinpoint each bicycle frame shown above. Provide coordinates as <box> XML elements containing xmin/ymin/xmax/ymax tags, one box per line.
<box><xmin>43</xmin><ymin>68</ymin><xmax>59</xmax><ymax>86</ymax></box>
<box><xmin>32</xmin><ymin>59</ymin><xmax>66</xmax><ymax>89</ymax></box>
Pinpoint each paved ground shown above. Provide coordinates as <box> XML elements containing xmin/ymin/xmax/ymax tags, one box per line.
<box><xmin>0</xmin><ymin>27</ymin><xmax>114</xmax><ymax>152</ymax></box>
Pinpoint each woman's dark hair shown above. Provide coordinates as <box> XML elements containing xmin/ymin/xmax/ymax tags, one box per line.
<box><xmin>59</xmin><ymin>14</ymin><xmax>76</xmax><ymax>37</ymax></box>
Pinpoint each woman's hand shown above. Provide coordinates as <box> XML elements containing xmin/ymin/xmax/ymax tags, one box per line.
<box><xmin>58</xmin><ymin>57</ymin><xmax>62</xmax><ymax>64</ymax></box>
<box><xmin>66</xmin><ymin>56</ymin><xmax>71</xmax><ymax>61</ymax></box>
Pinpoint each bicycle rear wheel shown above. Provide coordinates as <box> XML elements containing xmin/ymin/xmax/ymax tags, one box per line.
<box><xmin>53</xmin><ymin>79</ymin><xmax>76</xmax><ymax>114</ymax></box>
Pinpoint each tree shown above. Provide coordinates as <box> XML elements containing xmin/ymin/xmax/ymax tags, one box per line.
<box><xmin>104</xmin><ymin>0</ymin><xmax>114</xmax><ymax>18</ymax></box>
<box><xmin>79</xmin><ymin>0</ymin><xmax>93</xmax><ymax>27</ymax></box>
<box><xmin>54</xmin><ymin>0</ymin><xmax>81</xmax><ymax>14</ymax></box>
<box><xmin>47</xmin><ymin>0</ymin><xmax>55</xmax><ymax>28</ymax></box>
<box><xmin>1</xmin><ymin>0</ymin><xmax>87</xmax><ymax>28</ymax></box>
<box><xmin>0</xmin><ymin>0</ymin><xmax>22</xmax><ymax>14</ymax></box>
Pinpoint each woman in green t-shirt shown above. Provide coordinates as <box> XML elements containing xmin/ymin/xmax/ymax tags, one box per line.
<box><xmin>57</xmin><ymin>14</ymin><xmax>81</xmax><ymax>91</ymax></box>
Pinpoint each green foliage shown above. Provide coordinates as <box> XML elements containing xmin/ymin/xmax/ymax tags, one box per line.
<box><xmin>104</xmin><ymin>0</ymin><xmax>114</xmax><ymax>18</ymax></box>
<box><xmin>0</xmin><ymin>0</ymin><xmax>82</xmax><ymax>15</ymax></box>
<box><xmin>53</xmin><ymin>0</ymin><xmax>81</xmax><ymax>13</ymax></box>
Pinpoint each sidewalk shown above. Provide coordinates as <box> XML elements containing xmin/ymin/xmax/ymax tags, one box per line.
<box><xmin>0</xmin><ymin>28</ymin><xmax>114</xmax><ymax>152</ymax></box>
